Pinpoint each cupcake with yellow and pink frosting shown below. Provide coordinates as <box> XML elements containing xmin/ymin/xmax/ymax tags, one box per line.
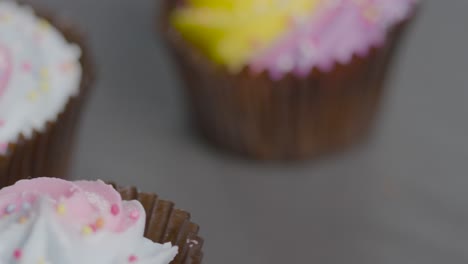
<box><xmin>162</xmin><ymin>0</ymin><xmax>419</xmax><ymax>160</ymax></box>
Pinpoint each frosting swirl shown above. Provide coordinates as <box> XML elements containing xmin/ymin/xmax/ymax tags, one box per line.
<box><xmin>171</xmin><ymin>0</ymin><xmax>417</xmax><ymax>77</ymax></box>
<box><xmin>0</xmin><ymin>178</ymin><xmax>178</xmax><ymax>264</ymax></box>
<box><xmin>172</xmin><ymin>0</ymin><xmax>320</xmax><ymax>71</ymax></box>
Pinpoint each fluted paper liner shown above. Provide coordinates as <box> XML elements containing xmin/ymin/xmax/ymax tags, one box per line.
<box><xmin>161</xmin><ymin>0</ymin><xmax>416</xmax><ymax>160</ymax></box>
<box><xmin>113</xmin><ymin>184</ymin><xmax>204</xmax><ymax>264</ymax></box>
<box><xmin>0</xmin><ymin>2</ymin><xmax>95</xmax><ymax>186</ymax></box>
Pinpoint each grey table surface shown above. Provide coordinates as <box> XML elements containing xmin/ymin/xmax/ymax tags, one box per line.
<box><xmin>34</xmin><ymin>0</ymin><xmax>468</xmax><ymax>263</ymax></box>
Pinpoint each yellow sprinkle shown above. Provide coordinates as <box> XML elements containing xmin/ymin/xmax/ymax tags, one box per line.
<box><xmin>40</xmin><ymin>68</ymin><xmax>49</xmax><ymax>78</ymax></box>
<box><xmin>27</xmin><ymin>90</ymin><xmax>38</xmax><ymax>102</ymax></box>
<box><xmin>38</xmin><ymin>19</ymin><xmax>50</xmax><ymax>30</ymax></box>
<box><xmin>40</xmin><ymin>81</ymin><xmax>50</xmax><ymax>92</ymax></box>
<box><xmin>82</xmin><ymin>225</ymin><xmax>93</xmax><ymax>235</ymax></box>
<box><xmin>37</xmin><ymin>257</ymin><xmax>46</xmax><ymax>264</ymax></box>
<box><xmin>56</xmin><ymin>203</ymin><xmax>66</xmax><ymax>215</ymax></box>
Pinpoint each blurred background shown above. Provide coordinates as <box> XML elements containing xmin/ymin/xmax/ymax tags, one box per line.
<box><xmin>35</xmin><ymin>0</ymin><xmax>468</xmax><ymax>263</ymax></box>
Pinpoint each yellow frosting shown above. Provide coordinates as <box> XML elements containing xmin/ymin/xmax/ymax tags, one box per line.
<box><xmin>171</xmin><ymin>0</ymin><xmax>320</xmax><ymax>71</ymax></box>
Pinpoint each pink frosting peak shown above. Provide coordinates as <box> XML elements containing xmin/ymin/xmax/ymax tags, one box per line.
<box><xmin>0</xmin><ymin>178</ymin><xmax>138</xmax><ymax>233</ymax></box>
<box><xmin>250</xmin><ymin>0</ymin><xmax>417</xmax><ymax>79</ymax></box>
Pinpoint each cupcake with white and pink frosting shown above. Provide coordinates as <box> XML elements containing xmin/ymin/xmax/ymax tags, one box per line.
<box><xmin>0</xmin><ymin>178</ymin><xmax>203</xmax><ymax>264</ymax></box>
<box><xmin>163</xmin><ymin>0</ymin><xmax>419</xmax><ymax>159</ymax></box>
<box><xmin>0</xmin><ymin>1</ymin><xmax>94</xmax><ymax>183</ymax></box>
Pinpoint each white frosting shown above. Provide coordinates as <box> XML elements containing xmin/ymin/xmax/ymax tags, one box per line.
<box><xmin>0</xmin><ymin>197</ymin><xmax>178</xmax><ymax>264</ymax></box>
<box><xmin>0</xmin><ymin>1</ymin><xmax>82</xmax><ymax>153</ymax></box>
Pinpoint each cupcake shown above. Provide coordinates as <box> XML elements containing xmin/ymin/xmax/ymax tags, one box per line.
<box><xmin>162</xmin><ymin>0</ymin><xmax>418</xmax><ymax>160</ymax></box>
<box><xmin>0</xmin><ymin>178</ymin><xmax>204</xmax><ymax>263</ymax></box>
<box><xmin>0</xmin><ymin>1</ymin><xmax>94</xmax><ymax>185</ymax></box>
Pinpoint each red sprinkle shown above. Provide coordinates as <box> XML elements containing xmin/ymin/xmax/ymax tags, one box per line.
<box><xmin>13</xmin><ymin>249</ymin><xmax>22</xmax><ymax>260</ymax></box>
<box><xmin>110</xmin><ymin>204</ymin><xmax>120</xmax><ymax>216</ymax></box>
<box><xmin>128</xmin><ymin>255</ymin><xmax>138</xmax><ymax>262</ymax></box>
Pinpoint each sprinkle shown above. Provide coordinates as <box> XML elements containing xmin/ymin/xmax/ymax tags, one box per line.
<box><xmin>0</xmin><ymin>119</ymin><xmax>4</xmax><ymax>126</ymax></box>
<box><xmin>27</xmin><ymin>90</ymin><xmax>38</xmax><ymax>102</ymax></box>
<box><xmin>38</xmin><ymin>19</ymin><xmax>50</xmax><ymax>30</ymax></box>
<box><xmin>13</xmin><ymin>249</ymin><xmax>22</xmax><ymax>260</ymax></box>
<box><xmin>60</xmin><ymin>62</ymin><xmax>74</xmax><ymax>72</ymax></box>
<box><xmin>56</xmin><ymin>203</ymin><xmax>66</xmax><ymax>215</ymax></box>
<box><xmin>128</xmin><ymin>255</ymin><xmax>138</xmax><ymax>262</ymax></box>
<box><xmin>40</xmin><ymin>68</ymin><xmax>49</xmax><ymax>78</ymax></box>
<box><xmin>37</xmin><ymin>257</ymin><xmax>46</xmax><ymax>264</ymax></box>
<box><xmin>22</xmin><ymin>62</ymin><xmax>32</xmax><ymax>72</ymax></box>
<box><xmin>89</xmin><ymin>223</ymin><xmax>97</xmax><ymax>232</ymax></box>
<box><xmin>82</xmin><ymin>225</ymin><xmax>93</xmax><ymax>236</ymax></box>
<box><xmin>129</xmin><ymin>210</ymin><xmax>140</xmax><ymax>220</ymax></box>
<box><xmin>40</xmin><ymin>81</ymin><xmax>50</xmax><ymax>92</ymax></box>
<box><xmin>18</xmin><ymin>216</ymin><xmax>28</xmax><ymax>224</ymax></box>
<box><xmin>5</xmin><ymin>204</ymin><xmax>16</xmax><ymax>214</ymax></box>
<box><xmin>110</xmin><ymin>204</ymin><xmax>120</xmax><ymax>216</ymax></box>
<box><xmin>95</xmin><ymin>217</ymin><xmax>105</xmax><ymax>229</ymax></box>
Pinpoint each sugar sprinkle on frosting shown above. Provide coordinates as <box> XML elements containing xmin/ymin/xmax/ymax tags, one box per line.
<box><xmin>0</xmin><ymin>178</ymin><xmax>178</xmax><ymax>264</ymax></box>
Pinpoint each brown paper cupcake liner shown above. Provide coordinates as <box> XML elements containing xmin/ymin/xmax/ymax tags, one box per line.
<box><xmin>113</xmin><ymin>184</ymin><xmax>204</xmax><ymax>264</ymax></box>
<box><xmin>161</xmin><ymin>0</ymin><xmax>416</xmax><ymax>160</ymax></box>
<box><xmin>0</xmin><ymin>2</ymin><xmax>95</xmax><ymax>187</ymax></box>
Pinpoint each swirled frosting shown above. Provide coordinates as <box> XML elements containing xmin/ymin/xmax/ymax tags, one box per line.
<box><xmin>0</xmin><ymin>178</ymin><xmax>178</xmax><ymax>264</ymax></box>
<box><xmin>171</xmin><ymin>0</ymin><xmax>417</xmax><ymax>78</ymax></box>
<box><xmin>0</xmin><ymin>1</ymin><xmax>82</xmax><ymax>154</ymax></box>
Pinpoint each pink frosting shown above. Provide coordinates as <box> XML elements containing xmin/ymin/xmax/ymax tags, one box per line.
<box><xmin>0</xmin><ymin>178</ymin><xmax>138</xmax><ymax>233</ymax></box>
<box><xmin>250</xmin><ymin>0</ymin><xmax>417</xmax><ymax>79</ymax></box>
